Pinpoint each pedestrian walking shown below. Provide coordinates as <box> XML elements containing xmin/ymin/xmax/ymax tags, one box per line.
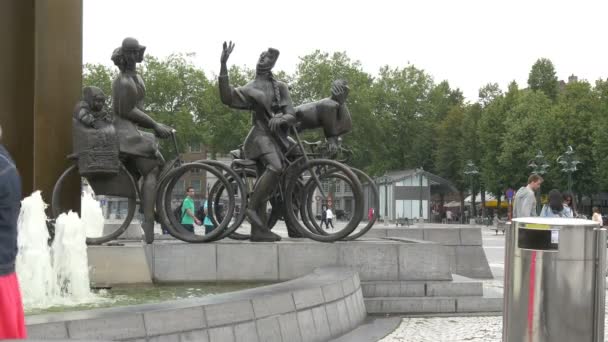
<box><xmin>326</xmin><ymin>207</ymin><xmax>334</xmax><ymax>229</ymax></box>
<box><xmin>513</xmin><ymin>174</ymin><xmax>543</xmax><ymax>218</ymax></box>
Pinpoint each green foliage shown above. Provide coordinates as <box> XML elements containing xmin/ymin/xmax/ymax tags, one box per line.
<box><xmin>81</xmin><ymin>51</ymin><xmax>608</xmax><ymax>209</ymax></box>
<box><xmin>528</xmin><ymin>58</ymin><xmax>559</xmax><ymax>101</ymax></box>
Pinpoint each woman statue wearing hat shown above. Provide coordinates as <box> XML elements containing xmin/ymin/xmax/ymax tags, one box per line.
<box><xmin>111</xmin><ymin>37</ymin><xmax>173</xmax><ymax>243</ymax></box>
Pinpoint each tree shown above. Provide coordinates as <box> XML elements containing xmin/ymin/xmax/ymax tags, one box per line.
<box><xmin>434</xmin><ymin>106</ymin><xmax>467</xmax><ymax>219</ymax></box>
<box><xmin>499</xmin><ymin>90</ymin><xmax>552</xmax><ymax>190</ymax></box>
<box><xmin>82</xmin><ymin>63</ymin><xmax>115</xmax><ymax>101</ymax></box>
<box><xmin>478</xmin><ymin>83</ymin><xmax>502</xmax><ymax>107</ymax></box>
<box><xmin>527</xmin><ymin>58</ymin><xmax>559</xmax><ymax>101</ymax></box>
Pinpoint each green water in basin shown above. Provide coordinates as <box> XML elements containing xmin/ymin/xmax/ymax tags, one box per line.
<box><xmin>25</xmin><ymin>282</ymin><xmax>271</xmax><ymax>315</ymax></box>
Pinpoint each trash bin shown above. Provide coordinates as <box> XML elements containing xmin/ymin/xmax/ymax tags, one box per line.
<box><xmin>503</xmin><ymin>217</ymin><xmax>606</xmax><ymax>342</ymax></box>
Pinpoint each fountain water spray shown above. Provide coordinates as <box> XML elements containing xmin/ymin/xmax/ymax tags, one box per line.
<box><xmin>16</xmin><ymin>191</ymin><xmax>104</xmax><ymax>310</ymax></box>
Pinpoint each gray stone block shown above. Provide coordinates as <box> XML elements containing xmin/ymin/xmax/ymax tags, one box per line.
<box><xmin>311</xmin><ymin>306</ymin><xmax>331</xmax><ymax>341</ymax></box>
<box><xmin>459</xmin><ymin>228</ymin><xmax>483</xmax><ymax>245</ymax></box>
<box><xmin>338</xmin><ymin>243</ymin><xmax>399</xmax><ymax>281</ymax></box>
<box><xmin>426</xmin><ymin>281</ymin><xmax>483</xmax><ymax>297</ymax></box>
<box><xmin>256</xmin><ymin>316</ymin><xmax>282</xmax><ymax>342</ymax></box>
<box><xmin>457</xmin><ymin>297</ymin><xmax>503</xmax><ymax>312</ymax></box>
<box><xmin>398</xmin><ymin>243</ymin><xmax>452</xmax><ymax>281</ymax></box>
<box><xmin>217</xmin><ymin>243</ymin><xmax>278</xmax><ymax>281</ymax></box>
<box><xmin>453</xmin><ymin>246</ymin><xmax>493</xmax><ymax>279</ymax></box>
<box><xmin>386</xmin><ymin>228</ymin><xmax>424</xmax><ymax>240</ymax></box>
<box><xmin>66</xmin><ymin>313</ymin><xmax>146</xmax><ymax>340</ymax></box>
<box><xmin>341</xmin><ymin>275</ymin><xmax>356</xmax><ymax>295</ymax></box>
<box><xmin>26</xmin><ymin>322</ymin><xmax>68</xmax><ymax>339</ymax></box>
<box><xmin>181</xmin><ymin>329</ymin><xmax>210</xmax><ymax>342</ymax></box>
<box><xmin>361</xmin><ymin>281</ymin><xmax>426</xmax><ymax>297</ymax></box>
<box><xmin>208</xmin><ymin>326</ymin><xmax>235</xmax><ymax>342</ymax></box>
<box><xmin>325</xmin><ymin>302</ymin><xmax>343</xmax><ymax>337</ymax></box>
<box><xmin>234</xmin><ymin>322</ymin><xmax>259</xmax><ymax>342</ymax></box>
<box><xmin>148</xmin><ymin>333</ymin><xmax>180</xmax><ymax>342</ymax></box>
<box><xmin>363</xmin><ymin>229</ymin><xmax>388</xmax><ymax>238</ymax></box>
<box><xmin>252</xmin><ymin>292</ymin><xmax>296</xmax><ymax>318</ymax></box>
<box><xmin>322</xmin><ymin>281</ymin><xmax>344</xmax><ymax>302</ymax></box>
<box><xmin>365</xmin><ymin>297</ymin><xmax>456</xmax><ymax>314</ymax></box>
<box><xmin>293</xmin><ymin>287</ymin><xmax>325</xmax><ymax>310</ymax></box>
<box><xmin>144</xmin><ymin>306</ymin><xmax>205</xmax><ymax>336</ymax></box>
<box><xmin>336</xmin><ymin>299</ymin><xmax>352</xmax><ymax>333</ymax></box>
<box><xmin>355</xmin><ymin>289</ymin><xmax>367</xmax><ymax>316</ymax></box>
<box><xmin>88</xmin><ymin>246</ymin><xmax>152</xmax><ymax>285</ymax></box>
<box><xmin>204</xmin><ymin>300</ymin><xmax>255</xmax><ymax>327</ymax></box>
<box><xmin>423</xmin><ymin>228</ymin><xmax>461</xmax><ymax>245</ymax></box>
<box><xmin>343</xmin><ymin>294</ymin><xmax>360</xmax><ymax>326</ymax></box>
<box><xmin>277</xmin><ymin>243</ymin><xmax>338</xmax><ymax>280</ymax></box>
<box><xmin>296</xmin><ymin>310</ymin><xmax>317</xmax><ymax>342</ymax></box>
<box><xmin>153</xmin><ymin>243</ymin><xmax>217</xmax><ymax>282</ymax></box>
<box><xmin>278</xmin><ymin>312</ymin><xmax>302</xmax><ymax>342</ymax></box>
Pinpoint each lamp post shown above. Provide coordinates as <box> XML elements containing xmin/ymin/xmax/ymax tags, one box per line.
<box><xmin>378</xmin><ymin>176</ymin><xmax>391</xmax><ymax>224</ymax></box>
<box><xmin>557</xmin><ymin>146</ymin><xmax>581</xmax><ymax>214</ymax></box>
<box><xmin>415</xmin><ymin>167</ymin><xmax>424</xmax><ymax>221</ymax></box>
<box><xmin>528</xmin><ymin>150</ymin><xmax>549</xmax><ymax>213</ymax></box>
<box><xmin>463</xmin><ymin>160</ymin><xmax>479</xmax><ymax>224</ymax></box>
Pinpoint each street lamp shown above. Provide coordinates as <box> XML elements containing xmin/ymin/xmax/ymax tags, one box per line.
<box><xmin>415</xmin><ymin>167</ymin><xmax>424</xmax><ymax>221</ymax></box>
<box><xmin>377</xmin><ymin>176</ymin><xmax>391</xmax><ymax>224</ymax></box>
<box><xmin>463</xmin><ymin>160</ymin><xmax>479</xmax><ymax>224</ymax></box>
<box><xmin>557</xmin><ymin>145</ymin><xmax>581</xmax><ymax>213</ymax></box>
<box><xmin>528</xmin><ymin>150</ymin><xmax>549</xmax><ymax>213</ymax></box>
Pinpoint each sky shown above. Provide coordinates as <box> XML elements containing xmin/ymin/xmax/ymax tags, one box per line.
<box><xmin>84</xmin><ymin>0</ymin><xmax>608</xmax><ymax>101</ymax></box>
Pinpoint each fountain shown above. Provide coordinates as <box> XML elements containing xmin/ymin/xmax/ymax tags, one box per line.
<box><xmin>15</xmin><ymin>191</ymin><xmax>103</xmax><ymax>311</ymax></box>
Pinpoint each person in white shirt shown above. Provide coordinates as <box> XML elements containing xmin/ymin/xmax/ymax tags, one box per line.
<box><xmin>326</xmin><ymin>207</ymin><xmax>334</xmax><ymax>229</ymax></box>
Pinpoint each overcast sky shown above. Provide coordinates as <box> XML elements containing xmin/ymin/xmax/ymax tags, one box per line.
<box><xmin>84</xmin><ymin>0</ymin><xmax>608</xmax><ymax>101</ymax></box>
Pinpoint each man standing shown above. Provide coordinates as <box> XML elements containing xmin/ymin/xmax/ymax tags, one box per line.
<box><xmin>0</xmin><ymin>126</ymin><xmax>26</xmax><ymax>339</ymax></box>
<box><xmin>181</xmin><ymin>187</ymin><xmax>201</xmax><ymax>233</ymax></box>
<box><xmin>513</xmin><ymin>174</ymin><xmax>543</xmax><ymax>218</ymax></box>
<box><xmin>326</xmin><ymin>207</ymin><xmax>334</xmax><ymax>229</ymax></box>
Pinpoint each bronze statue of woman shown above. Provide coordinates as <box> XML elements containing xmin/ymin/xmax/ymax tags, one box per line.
<box><xmin>111</xmin><ymin>37</ymin><xmax>173</xmax><ymax>244</ymax></box>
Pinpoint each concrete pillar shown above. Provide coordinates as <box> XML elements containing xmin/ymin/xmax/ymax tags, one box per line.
<box><xmin>0</xmin><ymin>0</ymin><xmax>82</xmax><ymax>211</ymax></box>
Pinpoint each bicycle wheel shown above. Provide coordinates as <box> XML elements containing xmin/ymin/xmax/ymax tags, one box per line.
<box><xmin>342</xmin><ymin>168</ymin><xmax>379</xmax><ymax>240</ymax></box>
<box><xmin>156</xmin><ymin>162</ymin><xmax>235</xmax><ymax>243</ymax></box>
<box><xmin>195</xmin><ymin>161</ymin><xmax>247</xmax><ymax>241</ymax></box>
<box><xmin>209</xmin><ymin>168</ymin><xmax>281</xmax><ymax>240</ymax></box>
<box><xmin>51</xmin><ymin>164</ymin><xmax>138</xmax><ymax>245</ymax></box>
<box><xmin>299</xmin><ymin>170</ymin><xmax>346</xmax><ymax>235</ymax></box>
<box><xmin>284</xmin><ymin>159</ymin><xmax>363</xmax><ymax>242</ymax></box>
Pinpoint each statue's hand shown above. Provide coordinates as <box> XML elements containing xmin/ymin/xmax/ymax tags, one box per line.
<box><xmin>327</xmin><ymin>136</ymin><xmax>340</xmax><ymax>155</ymax></box>
<box><xmin>331</xmin><ymin>83</ymin><xmax>349</xmax><ymax>105</ymax></box>
<box><xmin>154</xmin><ymin>123</ymin><xmax>173</xmax><ymax>139</ymax></box>
<box><xmin>269</xmin><ymin>116</ymin><xmax>286</xmax><ymax>133</ymax></box>
<box><xmin>221</xmin><ymin>41</ymin><xmax>235</xmax><ymax>64</ymax></box>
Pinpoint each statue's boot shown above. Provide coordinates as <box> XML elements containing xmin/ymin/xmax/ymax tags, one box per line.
<box><xmin>248</xmin><ymin>169</ymin><xmax>281</xmax><ymax>242</ymax></box>
<box><xmin>142</xmin><ymin>220</ymin><xmax>155</xmax><ymax>244</ymax></box>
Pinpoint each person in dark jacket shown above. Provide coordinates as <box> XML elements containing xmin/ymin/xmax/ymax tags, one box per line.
<box><xmin>0</xmin><ymin>126</ymin><xmax>26</xmax><ymax>339</ymax></box>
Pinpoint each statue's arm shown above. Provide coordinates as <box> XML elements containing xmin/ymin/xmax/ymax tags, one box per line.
<box><xmin>75</xmin><ymin>108</ymin><xmax>96</xmax><ymax>127</ymax></box>
<box><xmin>336</xmin><ymin>103</ymin><xmax>353</xmax><ymax>134</ymax></box>
<box><xmin>218</xmin><ymin>60</ymin><xmax>251</xmax><ymax>110</ymax></box>
<box><xmin>279</xmin><ymin>83</ymin><xmax>296</xmax><ymax>125</ymax></box>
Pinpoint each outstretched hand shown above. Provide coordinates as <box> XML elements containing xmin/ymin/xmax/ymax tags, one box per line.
<box><xmin>221</xmin><ymin>41</ymin><xmax>235</xmax><ymax>64</ymax></box>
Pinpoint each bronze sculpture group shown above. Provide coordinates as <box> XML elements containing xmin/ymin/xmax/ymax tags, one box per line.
<box><xmin>57</xmin><ymin>37</ymin><xmax>377</xmax><ymax>245</ymax></box>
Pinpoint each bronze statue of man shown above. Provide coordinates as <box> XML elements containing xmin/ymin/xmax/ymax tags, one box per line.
<box><xmin>295</xmin><ymin>79</ymin><xmax>352</xmax><ymax>154</ymax></box>
<box><xmin>219</xmin><ymin>41</ymin><xmax>296</xmax><ymax>242</ymax></box>
<box><xmin>111</xmin><ymin>37</ymin><xmax>173</xmax><ymax>244</ymax></box>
